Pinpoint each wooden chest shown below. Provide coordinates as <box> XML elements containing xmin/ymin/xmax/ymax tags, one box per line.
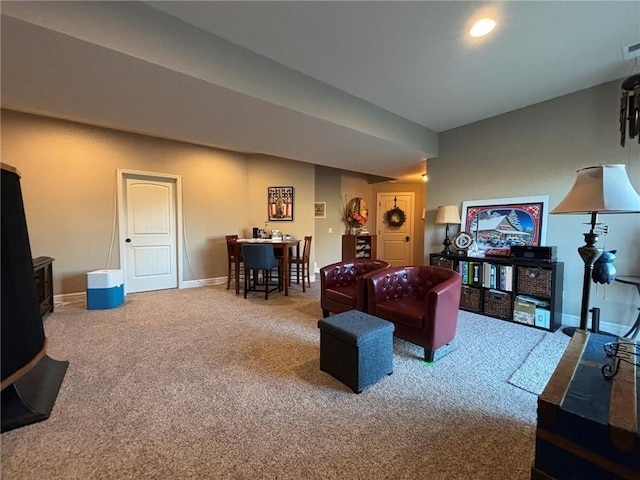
<box><xmin>531</xmin><ymin>330</ymin><xmax>639</xmax><ymax>480</ymax></box>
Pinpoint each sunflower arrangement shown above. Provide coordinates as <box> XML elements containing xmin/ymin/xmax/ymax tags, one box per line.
<box><xmin>345</xmin><ymin>210</ymin><xmax>367</xmax><ymax>229</ymax></box>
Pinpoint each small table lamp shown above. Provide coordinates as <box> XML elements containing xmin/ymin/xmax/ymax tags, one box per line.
<box><xmin>435</xmin><ymin>205</ymin><xmax>461</xmax><ymax>254</ymax></box>
<box><xmin>551</xmin><ymin>164</ymin><xmax>640</xmax><ymax>336</ymax></box>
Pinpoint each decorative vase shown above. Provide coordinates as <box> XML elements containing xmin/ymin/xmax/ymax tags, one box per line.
<box><xmin>592</xmin><ymin>250</ymin><xmax>616</xmax><ymax>284</ymax></box>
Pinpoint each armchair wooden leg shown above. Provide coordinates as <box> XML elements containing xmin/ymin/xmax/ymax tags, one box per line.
<box><xmin>424</xmin><ymin>349</ymin><xmax>435</xmax><ymax>362</ymax></box>
<box><xmin>424</xmin><ymin>342</ymin><xmax>457</xmax><ymax>363</ymax></box>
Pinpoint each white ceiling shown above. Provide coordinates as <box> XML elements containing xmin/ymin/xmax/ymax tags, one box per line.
<box><xmin>2</xmin><ymin>1</ymin><xmax>639</xmax><ymax>181</ymax></box>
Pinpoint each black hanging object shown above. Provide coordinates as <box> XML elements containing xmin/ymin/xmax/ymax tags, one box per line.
<box><xmin>1</xmin><ymin>166</ymin><xmax>68</xmax><ymax>432</ymax></box>
<box><xmin>620</xmin><ymin>74</ymin><xmax>640</xmax><ymax>147</ymax></box>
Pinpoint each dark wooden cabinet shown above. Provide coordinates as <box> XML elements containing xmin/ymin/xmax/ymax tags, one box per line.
<box><xmin>430</xmin><ymin>253</ymin><xmax>564</xmax><ymax>332</ymax></box>
<box><xmin>342</xmin><ymin>234</ymin><xmax>377</xmax><ymax>262</ymax></box>
<box><xmin>33</xmin><ymin>256</ymin><xmax>54</xmax><ymax>319</ymax></box>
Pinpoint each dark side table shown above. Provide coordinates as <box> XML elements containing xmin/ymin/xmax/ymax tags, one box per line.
<box><xmin>615</xmin><ymin>275</ymin><xmax>640</xmax><ymax>340</ymax></box>
<box><xmin>33</xmin><ymin>256</ymin><xmax>54</xmax><ymax>319</ymax></box>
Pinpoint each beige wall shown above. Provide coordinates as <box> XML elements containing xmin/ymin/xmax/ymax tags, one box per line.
<box><xmin>314</xmin><ymin>166</ymin><xmax>344</xmax><ymax>270</ymax></box>
<box><xmin>5</xmin><ymin>79</ymin><xmax>638</xmax><ymax>334</ymax></box>
<box><xmin>1</xmin><ymin>110</ymin><xmax>315</xmax><ymax>294</ymax></box>
<box><xmin>313</xmin><ymin>168</ymin><xmax>427</xmax><ymax>268</ymax></box>
<box><xmin>425</xmin><ymin>79</ymin><xmax>640</xmax><ymax>334</ymax></box>
<box><xmin>247</xmin><ymin>153</ymin><xmax>316</xmax><ymax>270</ymax></box>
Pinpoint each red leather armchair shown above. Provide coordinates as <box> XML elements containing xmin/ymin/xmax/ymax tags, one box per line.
<box><xmin>365</xmin><ymin>265</ymin><xmax>462</xmax><ymax>362</ymax></box>
<box><xmin>320</xmin><ymin>260</ymin><xmax>390</xmax><ymax>317</ymax></box>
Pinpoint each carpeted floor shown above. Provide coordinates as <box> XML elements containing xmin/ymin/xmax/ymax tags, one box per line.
<box><xmin>508</xmin><ymin>330</ymin><xmax>570</xmax><ymax>395</ymax></box>
<box><xmin>1</xmin><ymin>284</ymin><xmax>568</xmax><ymax>479</ymax></box>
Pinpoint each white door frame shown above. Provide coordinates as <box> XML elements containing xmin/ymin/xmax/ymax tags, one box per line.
<box><xmin>117</xmin><ymin>169</ymin><xmax>184</xmax><ymax>294</ymax></box>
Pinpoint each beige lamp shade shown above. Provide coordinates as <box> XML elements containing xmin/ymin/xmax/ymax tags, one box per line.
<box><xmin>435</xmin><ymin>205</ymin><xmax>461</xmax><ymax>224</ymax></box>
<box><xmin>551</xmin><ymin>164</ymin><xmax>640</xmax><ymax>214</ymax></box>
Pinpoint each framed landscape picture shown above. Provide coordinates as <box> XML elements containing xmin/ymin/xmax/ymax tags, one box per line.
<box><xmin>268</xmin><ymin>186</ymin><xmax>294</xmax><ymax>221</ymax></box>
<box><xmin>461</xmin><ymin>195</ymin><xmax>549</xmax><ymax>254</ymax></box>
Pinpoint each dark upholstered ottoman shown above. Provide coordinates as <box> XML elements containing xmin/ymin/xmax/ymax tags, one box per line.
<box><xmin>318</xmin><ymin>310</ymin><xmax>394</xmax><ymax>393</ymax></box>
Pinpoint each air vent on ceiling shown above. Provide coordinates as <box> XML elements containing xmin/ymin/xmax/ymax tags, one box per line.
<box><xmin>623</xmin><ymin>41</ymin><xmax>640</xmax><ymax>60</ymax></box>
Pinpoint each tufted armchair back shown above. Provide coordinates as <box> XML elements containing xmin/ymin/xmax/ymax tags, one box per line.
<box><xmin>367</xmin><ymin>266</ymin><xmax>457</xmax><ymax>303</ymax></box>
<box><xmin>320</xmin><ymin>260</ymin><xmax>390</xmax><ymax>317</ymax></box>
<box><xmin>323</xmin><ymin>260</ymin><xmax>389</xmax><ymax>288</ymax></box>
<box><xmin>365</xmin><ymin>265</ymin><xmax>462</xmax><ymax>362</ymax></box>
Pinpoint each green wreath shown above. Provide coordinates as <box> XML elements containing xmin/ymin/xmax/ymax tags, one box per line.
<box><xmin>384</xmin><ymin>207</ymin><xmax>407</xmax><ymax>227</ymax></box>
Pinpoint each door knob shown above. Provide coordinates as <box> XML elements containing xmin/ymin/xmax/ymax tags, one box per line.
<box><xmin>405</xmin><ymin>236</ymin><xmax>410</xmax><ymax>242</ymax></box>
<box><xmin>125</xmin><ymin>238</ymin><xmax>131</xmax><ymax>243</ymax></box>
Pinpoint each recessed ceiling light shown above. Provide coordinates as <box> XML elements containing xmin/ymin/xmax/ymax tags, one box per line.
<box><xmin>469</xmin><ymin>18</ymin><xmax>496</xmax><ymax>37</ymax></box>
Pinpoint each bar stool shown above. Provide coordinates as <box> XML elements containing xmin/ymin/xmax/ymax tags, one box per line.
<box><xmin>289</xmin><ymin>235</ymin><xmax>312</xmax><ymax>292</ymax></box>
<box><xmin>242</xmin><ymin>244</ymin><xmax>282</xmax><ymax>300</ymax></box>
<box><xmin>225</xmin><ymin>235</ymin><xmax>241</xmax><ymax>290</ymax></box>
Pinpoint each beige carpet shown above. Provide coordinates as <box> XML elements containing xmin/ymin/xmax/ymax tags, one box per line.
<box><xmin>1</xmin><ymin>283</ymin><xmax>562</xmax><ymax>479</ymax></box>
<box><xmin>508</xmin><ymin>329</ymin><xmax>570</xmax><ymax>395</ymax></box>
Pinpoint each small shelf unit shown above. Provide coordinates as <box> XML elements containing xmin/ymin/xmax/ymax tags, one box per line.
<box><xmin>342</xmin><ymin>234</ymin><xmax>377</xmax><ymax>262</ymax></box>
<box><xmin>430</xmin><ymin>252</ymin><xmax>563</xmax><ymax>332</ymax></box>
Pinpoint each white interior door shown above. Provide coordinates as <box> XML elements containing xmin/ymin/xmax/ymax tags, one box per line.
<box><xmin>119</xmin><ymin>171</ymin><xmax>181</xmax><ymax>293</ymax></box>
<box><xmin>376</xmin><ymin>192</ymin><xmax>414</xmax><ymax>267</ymax></box>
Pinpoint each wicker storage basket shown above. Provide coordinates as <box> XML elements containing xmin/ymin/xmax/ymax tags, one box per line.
<box><xmin>460</xmin><ymin>285</ymin><xmax>481</xmax><ymax>312</ymax></box>
<box><xmin>517</xmin><ymin>266</ymin><xmax>552</xmax><ymax>297</ymax></box>
<box><xmin>483</xmin><ymin>290</ymin><xmax>512</xmax><ymax>320</ymax></box>
<box><xmin>431</xmin><ymin>256</ymin><xmax>454</xmax><ymax>271</ymax></box>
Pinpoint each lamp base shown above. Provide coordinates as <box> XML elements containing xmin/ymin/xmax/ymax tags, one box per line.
<box><xmin>562</xmin><ymin>325</ymin><xmax>616</xmax><ymax>339</ymax></box>
<box><xmin>441</xmin><ymin>223</ymin><xmax>452</xmax><ymax>255</ymax></box>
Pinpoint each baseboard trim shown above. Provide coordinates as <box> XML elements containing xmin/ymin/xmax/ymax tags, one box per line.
<box><xmin>55</xmin><ymin>276</ymin><xmax>226</xmax><ymax>304</ymax></box>
<box><xmin>181</xmin><ymin>277</ymin><xmax>225</xmax><ymax>289</ymax></box>
<box><xmin>54</xmin><ymin>292</ymin><xmax>86</xmax><ymax>305</ymax></box>
<box><xmin>560</xmin><ymin>313</ymin><xmax>627</xmax><ymax>338</ymax></box>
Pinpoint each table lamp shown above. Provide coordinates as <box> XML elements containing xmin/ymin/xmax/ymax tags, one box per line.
<box><xmin>435</xmin><ymin>205</ymin><xmax>461</xmax><ymax>254</ymax></box>
<box><xmin>551</xmin><ymin>164</ymin><xmax>640</xmax><ymax>336</ymax></box>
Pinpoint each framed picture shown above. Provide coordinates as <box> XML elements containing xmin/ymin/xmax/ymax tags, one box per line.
<box><xmin>461</xmin><ymin>195</ymin><xmax>549</xmax><ymax>254</ymax></box>
<box><xmin>268</xmin><ymin>186</ymin><xmax>294</xmax><ymax>221</ymax></box>
<box><xmin>314</xmin><ymin>202</ymin><xmax>326</xmax><ymax>218</ymax></box>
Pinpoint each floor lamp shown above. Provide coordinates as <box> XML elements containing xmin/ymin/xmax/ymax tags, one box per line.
<box><xmin>435</xmin><ymin>205</ymin><xmax>461</xmax><ymax>255</ymax></box>
<box><xmin>551</xmin><ymin>165</ymin><xmax>640</xmax><ymax>337</ymax></box>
